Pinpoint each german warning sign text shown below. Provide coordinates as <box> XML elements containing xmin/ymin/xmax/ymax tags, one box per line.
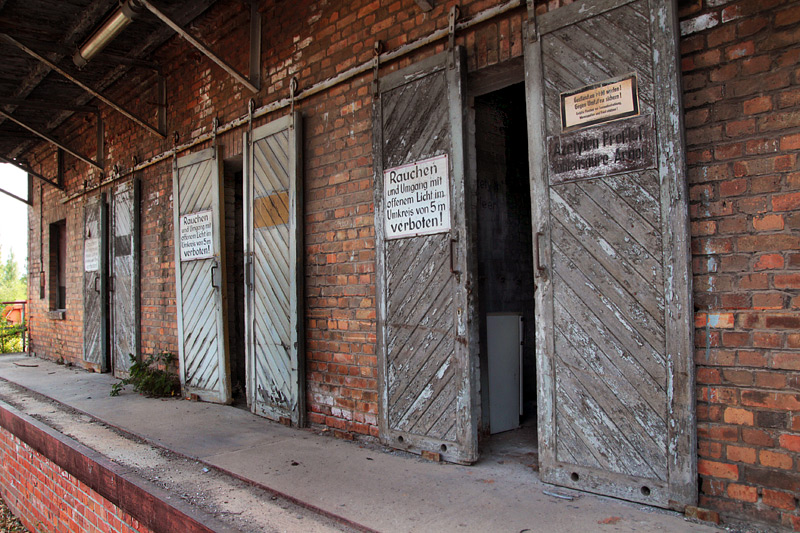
<box><xmin>180</xmin><ymin>209</ymin><xmax>214</xmax><ymax>261</ymax></box>
<box><xmin>548</xmin><ymin>114</ymin><xmax>655</xmax><ymax>184</ymax></box>
<box><xmin>561</xmin><ymin>74</ymin><xmax>639</xmax><ymax>130</ymax></box>
<box><xmin>84</xmin><ymin>238</ymin><xmax>99</xmax><ymax>272</ymax></box>
<box><xmin>384</xmin><ymin>154</ymin><xmax>451</xmax><ymax>240</ymax></box>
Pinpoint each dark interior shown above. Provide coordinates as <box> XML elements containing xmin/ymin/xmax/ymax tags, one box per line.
<box><xmin>474</xmin><ymin>83</ymin><xmax>537</xmax><ymax>439</ymax></box>
<box><xmin>223</xmin><ymin>158</ymin><xmax>246</xmax><ymax>406</ymax></box>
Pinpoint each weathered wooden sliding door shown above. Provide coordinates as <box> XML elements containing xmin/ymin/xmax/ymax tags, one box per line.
<box><xmin>173</xmin><ymin>148</ymin><xmax>231</xmax><ymax>404</ymax></box>
<box><xmin>374</xmin><ymin>48</ymin><xmax>478</xmax><ymax>464</ymax></box>
<box><xmin>243</xmin><ymin>113</ymin><xmax>304</xmax><ymax>425</ymax></box>
<box><xmin>525</xmin><ymin>0</ymin><xmax>695</xmax><ymax>508</ymax></box>
<box><xmin>110</xmin><ymin>180</ymin><xmax>140</xmax><ymax>376</ymax></box>
<box><xmin>83</xmin><ymin>194</ymin><xmax>108</xmax><ymax>371</ymax></box>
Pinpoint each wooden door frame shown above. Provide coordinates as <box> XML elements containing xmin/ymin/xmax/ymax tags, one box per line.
<box><xmin>524</xmin><ymin>0</ymin><xmax>696</xmax><ymax>508</ymax></box>
<box><xmin>83</xmin><ymin>193</ymin><xmax>109</xmax><ymax>372</ymax></box>
<box><xmin>243</xmin><ymin>113</ymin><xmax>305</xmax><ymax>426</ymax></box>
<box><xmin>373</xmin><ymin>46</ymin><xmax>479</xmax><ymax>464</ymax></box>
<box><xmin>173</xmin><ymin>146</ymin><xmax>232</xmax><ymax>403</ymax></box>
<box><xmin>465</xmin><ymin>58</ymin><xmax>527</xmax><ymax>436</ymax></box>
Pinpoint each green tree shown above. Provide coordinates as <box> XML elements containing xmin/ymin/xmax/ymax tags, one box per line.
<box><xmin>0</xmin><ymin>248</ymin><xmax>26</xmax><ymax>302</ymax></box>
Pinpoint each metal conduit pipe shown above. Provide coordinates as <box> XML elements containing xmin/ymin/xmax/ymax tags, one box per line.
<box><xmin>62</xmin><ymin>0</ymin><xmax>524</xmax><ymax>203</ymax></box>
<box><xmin>73</xmin><ymin>0</ymin><xmax>144</xmax><ymax>68</ymax></box>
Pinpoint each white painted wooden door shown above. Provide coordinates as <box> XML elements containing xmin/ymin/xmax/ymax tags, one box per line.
<box><xmin>525</xmin><ymin>0</ymin><xmax>695</xmax><ymax>509</ymax></box>
<box><xmin>244</xmin><ymin>113</ymin><xmax>304</xmax><ymax>425</ymax></box>
<box><xmin>374</xmin><ymin>48</ymin><xmax>478</xmax><ymax>464</ymax></box>
<box><xmin>83</xmin><ymin>194</ymin><xmax>108</xmax><ymax>371</ymax></box>
<box><xmin>110</xmin><ymin>180</ymin><xmax>139</xmax><ymax>376</ymax></box>
<box><xmin>173</xmin><ymin>147</ymin><xmax>231</xmax><ymax>404</ymax></box>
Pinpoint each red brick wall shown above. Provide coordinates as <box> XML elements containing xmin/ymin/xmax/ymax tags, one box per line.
<box><xmin>0</xmin><ymin>424</ymin><xmax>151</xmax><ymax>533</ymax></box>
<box><xmin>681</xmin><ymin>0</ymin><xmax>800</xmax><ymax>529</ymax></box>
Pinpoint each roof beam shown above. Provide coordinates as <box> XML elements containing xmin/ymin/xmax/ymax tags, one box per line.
<box><xmin>0</xmin><ymin>109</ymin><xmax>103</xmax><ymax>171</ymax></box>
<box><xmin>0</xmin><ymin>185</ymin><xmax>31</xmax><ymax>206</ymax></box>
<box><xmin>0</xmin><ymin>0</ymin><xmax>114</xmax><ymax>130</ymax></box>
<box><xmin>3</xmin><ymin>0</ymin><xmax>215</xmax><ymax>161</ymax></box>
<box><xmin>0</xmin><ymin>33</ymin><xmax>166</xmax><ymax>138</ymax></box>
<box><xmin>138</xmin><ymin>0</ymin><xmax>259</xmax><ymax>93</ymax></box>
<box><xmin>0</xmin><ymin>155</ymin><xmax>62</xmax><ymax>190</ymax></box>
<box><xmin>0</xmin><ymin>97</ymin><xmax>98</xmax><ymax>113</ymax></box>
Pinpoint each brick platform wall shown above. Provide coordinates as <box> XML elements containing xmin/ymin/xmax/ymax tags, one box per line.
<box><xmin>0</xmin><ymin>401</ymin><xmax>222</xmax><ymax>533</ymax></box>
<box><xmin>680</xmin><ymin>0</ymin><xmax>800</xmax><ymax>529</ymax></box>
<box><xmin>0</xmin><ymin>427</ymin><xmax>150</xmax><ymax>532</ymax></box>
<box><xmin>0</xmin><ymin>415</ymin><xmax>151</xmax><ymax>533</ymax></box>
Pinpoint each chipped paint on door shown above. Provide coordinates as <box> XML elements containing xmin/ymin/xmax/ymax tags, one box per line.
<box><xmin>244</xmin><ymin>113</ymin><xmax>305</xmax><ymax>425</ymax></box>
<box><xmin>173</xmin><ymin>147</ymin><xmax>231</xmax><ymax>404</ymax></box>
<box><xmin>525</xmin><ymin>0</ymin><xmax>695</xmax><ymax>509</ymax></box>
<box><xmin>110</xmin><ymin>180</ymin><xmax>139</xmax><ymax>376</ymax></box>
<box><xmin>374</xmin><ymin>47</ymin><xmax>478</xmax><ymax>464</ymax></box>
<box><xmin>83</xmin><ymin>195</ymin><xmax>108</xmax><ymax>371</ymax></box>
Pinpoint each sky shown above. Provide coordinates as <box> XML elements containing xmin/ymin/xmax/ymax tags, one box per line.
<box><xmin>0</xmin><ymin>163</ymin><xmax>30</xmax><ymax>271</ymax></box>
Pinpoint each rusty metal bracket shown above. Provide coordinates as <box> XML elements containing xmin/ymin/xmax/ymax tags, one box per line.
<box><xmin>157</xmin><ymin>74</ymin><xmax>167</xmax><ymax>135</ymax></box>
<box><xmin>172</xmin><ymin>131</ymin><xmax>180</xmax><ymax>171</ymax></box>
<box><xmin>448</xmin><ymin>6</ymin><xmax>460</xmax><ymax>68</ymax></box>
<box><xmin>0</xmin><ymin>108</ymin><xmax>102</xmax><ymax>171</ymax></box>
<box><xmin>211</xmin><ymin>117</ymin><xmax>219</xmax><ymax>159</ymax></box>
<box><xmin>535</xmin><ymin>231</ymin><xmax>545</xmax><ymax>273</ymax></box>
<box><xmin>449</xmin><ymin>234</ymin><xmax>461</xmax><ymax>280</ymax></box>
<box><xmin>372</xmin><ymin>40</ymin><xmax>383</xmax><ymax>98</ymax></box>
<box><xmin>7</xmin><ymin>156</ymin><xmax>64</xmax><ymax>190</ymax></box>
<box><xmin>526</xmin><ymin>0</ymin><xmax>539</xmax><ymax>43</ymax></box>
<box><xmin>96</xmin><ymin>113</ymin><xmax>104</xmax><ymax>170</ymax></box>
<box><xmin>0</xmin><ymin>33</ymin><xmax>165</xmax><ymax>138</ymax></box>
<box><xmin>289</xmin><ymin>77</ymin><xmax>298</xmax><ymax>128</ymax></box>
<box><xmin>247</xmin><ymin>98</ymin><xmax>255</xmax><ymax>136</ymax></box>
<box><xmin>249</xmin><ymin>0</ymin><xmax>262</xmax><ymax>90</ymax></box>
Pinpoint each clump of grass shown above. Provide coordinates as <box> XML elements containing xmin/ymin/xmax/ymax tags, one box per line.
<box><xmin>110</xmin><ymin>352</ymin><xmax>180</xmax><ymax>398</ymax></box>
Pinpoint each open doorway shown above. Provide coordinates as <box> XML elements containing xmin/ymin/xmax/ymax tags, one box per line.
<box><xmin>223</xmin><ymin>157</ymin><xmax>246</xmax><ymax>407</ymax></box>
<box><xmin>473</xmin><ymin>81</ymin><xmax>537</xmax><ymax>462</ymax></box>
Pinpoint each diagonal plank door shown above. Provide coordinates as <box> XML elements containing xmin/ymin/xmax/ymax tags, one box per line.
<box><xmin>244</xmin><ymin>113</ymin><xmax>304</xmax><ymax>425</ymax></box>
<box><xmin>173</xmin><ymin>148</ymin><xmax>231</xmax><ymax>404</ymax></box>
<box><xmin>374</xmin><ymin>48</ymin><xmax>477</xmax><ymax>464</ymax></box>
<box><xmin>110</xmin><ymin>180</ymin><xmax>140</xmax><ymax>376</ymax></box>
<box><xmin>83</xmin><ymin>194</ymin><xmax>108</xmax><ymax>371</ymax></box>
<box><xmin>525</xmin><ymin>0</ymin><xmax>695</xmax><ymax>508</ymax></box>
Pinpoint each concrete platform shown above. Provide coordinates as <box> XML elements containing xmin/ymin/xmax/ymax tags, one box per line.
<box><xmin>0</xmin><ymin>353</ymin><xmax>722</xmax><ymax>532</ymax></box>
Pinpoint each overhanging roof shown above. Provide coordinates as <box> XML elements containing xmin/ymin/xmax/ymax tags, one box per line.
<box><xmin>0</xmin><ymin>0</ymin><xmax>217</xmax><ymax>170</ymax></box>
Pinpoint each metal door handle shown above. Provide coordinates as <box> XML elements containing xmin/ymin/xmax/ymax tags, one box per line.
<box><xmin>450</xmin><ymin>237</ymin><xmax>460</xmax><ymax>276</ymax></box>
<box><xmin>535</xmin><ymin>232</ymin><xmax>545</xmax><ymax>274</ymax></box>
<box><xmin>94</xmin><ymin>276</ymin><xmax>100</xmax><ymax>293</ymax></box>
<box><xmin>211</xmin><ymin>264</ymin><xmax>219</xmax><ymax>288</ymax></box>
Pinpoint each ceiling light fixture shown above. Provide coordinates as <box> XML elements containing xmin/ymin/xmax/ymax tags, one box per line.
<box><xmin>73</xmin><ymin>0</ymin><xmax>143</xmax><ymax>68</ymax></box>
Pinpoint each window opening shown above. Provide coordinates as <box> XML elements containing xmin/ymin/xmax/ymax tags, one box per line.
<box><xmin>50</xmin><ymin>219</ymin><xmax>67</xmax><ymax>310</ymax></box>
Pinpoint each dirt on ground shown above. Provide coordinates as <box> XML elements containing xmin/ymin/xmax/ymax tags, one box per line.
<box><xmin>0</xmin><ymin>495</ymin><xmax>27</xmax><ymax>533</ymax></box>
<box><xmin>0</xmin><ymin>379</ymin><xmax>358</xmax><ymax>533</ymax></box>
